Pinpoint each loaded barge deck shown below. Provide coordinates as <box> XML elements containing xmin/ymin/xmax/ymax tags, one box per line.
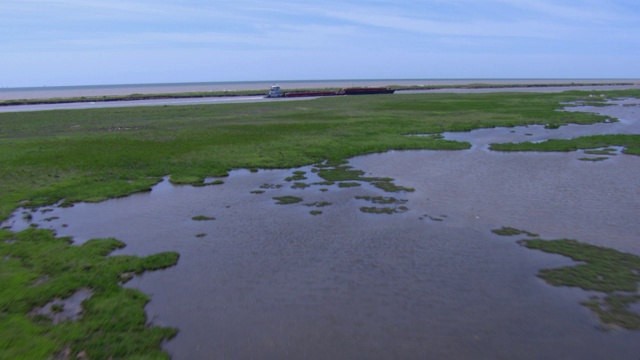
<box><xmin>265</xmin><ymin>85</ymin><xmax>395</xmax><ymax>98</ymax></box>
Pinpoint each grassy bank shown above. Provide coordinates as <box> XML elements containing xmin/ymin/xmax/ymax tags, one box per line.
<box><xmin>3</xmin><ymin>90</ymin><xmax>640</xmax><ymax>220</ymax></box>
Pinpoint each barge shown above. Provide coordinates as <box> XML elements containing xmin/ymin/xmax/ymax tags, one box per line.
<box><xmin>266</xmin><ymin>85</ymin><xmax>395</xmax><ymax>98</ymax></box>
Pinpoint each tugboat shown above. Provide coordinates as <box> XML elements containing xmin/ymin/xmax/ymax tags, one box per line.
<box><xmin>266</xmin><ymin>85</ymin><xmax>285</xmax><ymax>98</ymax></box>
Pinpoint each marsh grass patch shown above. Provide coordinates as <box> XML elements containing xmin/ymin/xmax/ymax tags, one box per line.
<box><xmin>0</xmin><ymin>228</ymin><xmax>179</xmax><ymax>359</ymax></box>
<box><xmin>273</xmin><ymin>196</ymin><xmax>303</xmax><ymax>205</ymax></box>
<box><xmin>585</xmin><ymin>148</ymin><xmax>617</xmax><ymax>155</ymax></box>
<box><xmin>579</xmin><ymin>157</ymin><xmax>609</xmax><ymax>162</ymax></box>
<box><xmin>360</xmin><ymin>206</ymin><xmax>409</xmax><ymax>214</ymax></box>
<box><xmin>285</xmin><ymin>171</ymin><xmax>307</xmax><ymax>182</ymax></box>
<box><xmin>291</xmin><ymin>182</ymin><xmax>310</xmax><ymax>189</ymax></box>
<box><xmin>492</xmin><ymin>226</ymin><xmax>539</xmax><ymax>237</ymax></box>
<box><xmin>520</xmin><ymin>238</ymin><xmax>640</xmax><ymax>330</ymax></box>
<box><xmin>260</xmin><ymin>184</ymin><xmax>283</xmax><ymax>189</ymax></box>
<box><xmin>355</xmin><ymin>196</ymin><xmax>407</xmax><ymax>205</ymax></box>
<box><xmin>192</xmin><ymin>215</ymin><xmax>215</xmax><ymax>221</ymax></box>
<box><xmin>420</xmin><ymin>214</ymin><xmax>445</xmax><ymax>222</ymax></box>
<box><xmin>304</xmin><ymin>202</ymin><xmax>332</xmax><ymax>208</ymax></box>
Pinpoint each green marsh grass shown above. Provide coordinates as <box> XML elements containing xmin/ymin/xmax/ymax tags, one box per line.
<box><xmin>584</xmin><ymin>148</ymin><xmax>617</xmax><ymax>155</ymax></box>
<box><xmin>273</xmin><ymin>196</ymin><xmax>303</xmax><ymax>205</ymax></box>
<box><xmin>2</xmin><ymin>89</ymin><xmax>640</xmax><ymax>356</ymax></box>
<box><xmin>5</xmin><ymin>90</ymin><xmax>638</xmax><ymax>220</ymax></box>
<box><xmin>490</xmin><ymin>134</ymin><xmax>640</xmax><ymax>156</ymax></box>
<box><xmin>192</xmin><ymin>215</ymin><xmax>215</xmax><ymax>221</ymax></box>
<box><xmin>520</xmin><ymin>238</ymin><xmax>640</xmax><ymax>329</ymax></box>
<box><xmin>579</xmin><ymin>157</ymin><xmax>609</xmax><ymax>162</ymax></box>
<box><xmin>491</xmin><ymin>226</ymin><xmax>539</xmax><ymax>237</ymax></box>
<box><xmin>0</xmin><ymin>228</ymin><xmax>179</xmax><ymax>359</ymax></box>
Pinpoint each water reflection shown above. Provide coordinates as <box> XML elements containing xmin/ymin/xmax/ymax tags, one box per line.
<box><xmin>3</xmin><ymin>100</ymin><xmax>640</xmax><ymax>359</ymax></box>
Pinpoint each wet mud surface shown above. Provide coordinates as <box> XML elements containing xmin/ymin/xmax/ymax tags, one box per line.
<box><xmin>3</xmin><ymin>99</ymin><xmax>640</xmax><ymax>359</ymax></box>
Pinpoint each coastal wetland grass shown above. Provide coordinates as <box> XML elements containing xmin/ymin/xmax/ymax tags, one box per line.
<box><xmin>0</xmin><ymin>228</ymin><xmax>179</xmax><ymax>359</ymax></box>
<box><xmin>521</xmin><ymin>238</ymin><xmax>640</xmax><ymax>330</ymax></box>
<box><xmin>490</xmin><ymin>134</ymin><xmax>640</xmax><ymax>156</ymax></box>
<box><xmin>493</xmin><ymin>226</ymin><xmax>640</xmax><ymax>330</ymax></box>
<box><xmin>2</xmin><ymin>89</ymin><xmax>640</xmax><ymax>357</ymax></box>
<box><xmin>5</xmin><ymin>89</ymin><xmax>638</xmax><ymax>222</ymax></box>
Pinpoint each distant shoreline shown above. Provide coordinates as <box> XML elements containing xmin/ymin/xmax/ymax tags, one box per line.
<box><xmin>2</xmin><ymin>79</ymin><xmax>639</xmax><ymax>103</ymax></box>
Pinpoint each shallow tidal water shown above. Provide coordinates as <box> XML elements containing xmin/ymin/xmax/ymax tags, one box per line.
<box><xmin>4</xmin><ymin>100</ymin><xmax>640</xmax><ymax>359</ymax></box>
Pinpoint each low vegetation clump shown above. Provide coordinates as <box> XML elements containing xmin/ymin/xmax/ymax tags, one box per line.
<box><xmin>189</xmin><ymin>179</ymin><xmax>224</xmax><ymax>187</ymax></box>
<box><xmin>360</xmin><ymin>206</ymin><xmax>409</xmax><ymax>214</ymax></box>
<box><xmin>314</xmin><ymin>163</ymin><xmax>412</xmax><ymax>193</ymax></box>
<box><xmin>0</xmin><ymin>228</ymin><xmax>179</xmax><ymax>359</ymax></box>
<box><xmin>371</xmin><ymin>181</ymin><xmax>414</xmax><ymax>193</ymax></box>
<box><xmin>285</xmin><ymin>171</ymin><xmax>307</xmax><ymax>182</ymax></box>
<box><xmin>316</xmin><ymin>165</ymin><xmax>369</xmax><ymax>182</ymax></box>
<box><xmin>420</xmin><ymin>214</ymin><xmax>445</xmax><ymax>222</ymax></box>
<box><xmin>260</xmin><ymin>184</ymin><xmax>283</xmax><ymax>189</ymax></box>
<box><xmin>579</xmin><ymin>157</ymin><xmax>609</xmax><ymax>162</ymax></box>
<box><xmin>584</xmin><ymin>294</ymin><xmax>640</xmax><ymax>330</ymax></box>
<box><xmin>291</xmin><ymin>182</ymin><xmax>310</xmax><ymax>189</ymax></box>
<box><xmin>355</xmin><ymin>196</ymin><xmax>407</xmax><ymax>205</ymax></box>
<box><xmin>272</xmin><ymin>196</ymin><xmax>303</xmax><ymax>205</ymax></box>
<box><xmin>338</xmin><ymin>182</ymin><xmax>361</xmax><ymax>188</ymax></box>
<box><xmin>491</xmin><ymin>226</ymin><xmax>539</xmax><ymax>237</ymax></box>
<box><xmin>584</xmin><ymin>147</ymin><xmax>617</xmax><ymax>155</ymax></box>
<box><xmin>304</xmin><ymin>202</ymin><xmax>332</xmax><ymax>208</ymax></box>
<box><xmin>192</xmin><ymin>215</ymin><xmax>215</xmax><ymax>221</ymax></box>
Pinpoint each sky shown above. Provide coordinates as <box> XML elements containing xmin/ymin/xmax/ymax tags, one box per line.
<box><xmin>1</xmin><ymin>0</ymin><xmax>640</xmax><ymax>87</ymax></box>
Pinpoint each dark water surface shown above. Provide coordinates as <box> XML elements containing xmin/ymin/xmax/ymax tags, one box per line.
<box><xmin>4</xmin><ymin>100</ymin><xmax>640</xmax><ymax>359</ymax></box>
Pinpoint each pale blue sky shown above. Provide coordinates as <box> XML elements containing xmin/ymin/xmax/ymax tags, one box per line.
<box><xmin>2</xmin><ymin>0</ymin><xmax>639</xmax><ymax>87</ymax></box>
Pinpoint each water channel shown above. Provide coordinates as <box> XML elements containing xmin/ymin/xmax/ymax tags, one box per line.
<box><xmin>3</xmin><ymin>99</ymin><xmax>640</xmax><ymax>359</ymax></box>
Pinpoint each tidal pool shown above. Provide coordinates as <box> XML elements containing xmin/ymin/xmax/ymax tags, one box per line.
<box><xmin>3</xmin><ymin>100</ymin><xmax>640</xmax><ymax>359</ymax></box>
